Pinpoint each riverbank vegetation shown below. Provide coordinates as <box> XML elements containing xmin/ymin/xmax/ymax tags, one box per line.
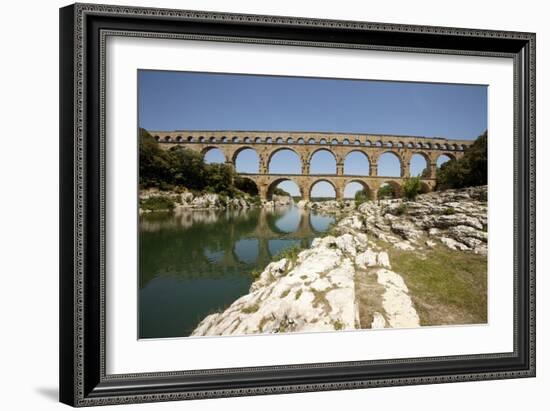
<box><xmin>139</xmin><ymin>128</ymin><xmax>259</xmax><ymax>198</ymax></box>
<box><xmin>436</xmin><ymin>131</ymin><xmax>487</xmax><ymax>190</ymax></box>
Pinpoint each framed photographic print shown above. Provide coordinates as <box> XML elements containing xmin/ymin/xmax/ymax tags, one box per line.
<box><xmin>59</xmin><ymin>3</ymin><xmax>536</xmax><ymax>407</ymax></box>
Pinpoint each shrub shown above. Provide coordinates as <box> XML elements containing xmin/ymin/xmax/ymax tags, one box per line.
<box><xmin>140</xmin><ymin>196</ymin><xmax>176</xmax><ymax>211</ymax></box>
<box><xmin>354</xmin><ymin>189</ymin><xmax>370</xmax><ymax>205</ymax></box>
<box><xmin>402</xmin><ymin>177</ymin><xmax>421</xmax><ymax>200</ymax></box>
<box><xmin>395</xmin><ymin>203</ymin><xmax>408</xmax><ymax>216</ymax></box>
<box><xmin>377</xmin><ymin>184</ymin><xmax>395</xmax><ymax>199</ymax></box>
<box><xmin>444</xmin><ymin>207</ymin><xmax>456</xmax><ymax>215</ymax></box>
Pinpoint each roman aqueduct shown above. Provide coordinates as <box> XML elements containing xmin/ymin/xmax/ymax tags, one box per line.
<box><xmin>149</xmin><ymin>130</ymin><xmax>470</xmax><ymax>201</ymax></box>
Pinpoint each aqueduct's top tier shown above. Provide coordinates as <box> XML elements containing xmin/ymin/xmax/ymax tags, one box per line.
<box><xmin>149</xmin><ymin>129</ymin><xmax>470</xmax><ymax>175</ymax></box>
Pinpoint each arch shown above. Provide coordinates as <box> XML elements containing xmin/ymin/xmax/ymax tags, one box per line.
<box><xmin>198</xmin><ymin>136</ymin><xmax>206</xmax><ymax>143</ymax></box>
<box><xmin>297</xmin><ymin>138</ymin><xmax>305</xmax><ymax>144</ymax></box>
<box><xmin>397</xmin><ymin>141</ymin><xmax>404</xmax><ymax>148</ymax></box>
<box><xmin>209</xmin><ymin>136</ymin><xmax>216</xmax><ymax>143</ymax></box>
<box><xmin>276</xmin><ymin>137</ymin><xmax>284</xmax><ymax>144</ymax></box>
<box><xmin>378</xmin><ymin>181</ymin><xmax>402</xmax><ymax>199</ymax></box>
<box><xmin>409</xmin><ymin>152</ymin><xmax>430</xmax><ymax>177</ymax></box>
<box><xmin>434</xmin><ymin>143</ymin><xmax>441</xmax><ymax>149</ymax></box>
<box><xmin>375</xmin><ymin>140</ymin><xmax>383</xmax><ymax>147</ymax></box>
<box><xmin>309</xmin><ymin>179</ymin><xmax>337</xmax><ymax>200</ymax></box>
<box><xmin>307</xmin><ymin>138</ymin><xmax>316</xmax><ymax>144</ymax></box>
<box><xmin>343</xmin><ymin>139</ymin><xmax>350</xmax><ymax>145</ymax></box>
<box><xmin>154</xmin><ymin>135</ymin><xmax>160</xmax><ymax>141</ymax></box>
<box><xmin>254</xmin><ymin>137</ymin><xmax>262</xmax><ymax>144</ymax></box>
<box><xmin>268</xmin><ymin>148</ymin><xmax>302</xmax><ymax>174</ymax></box>
<box><xmin>365</xmin><ymin>140</ymin><xmax>372</xmax><ymax>147</ymax></box>
<box><xmin>407</xmin><ymin>142</ymin><xmax>414</xmax><ymax>148</ymax></box>
<box><xmin>353</xmin><ymin>139</ymin><xmax>361</xmax><ymax>146</ymax></box>
<box><xmin>287</xmin><ymin>137</ymin><xmax>294</xmax><ymax>144</ymax></box>
<box><xmin>385</xmin><ymin>141</ymin><xmax>393</xmax><ymax>148</ymax></box>
<box><xmin>376</xmin><ymin>151</ymin><xmax>403</xmax><ymax>177</ymax></box>
<box><xmin>266</xmin><ymin>178</ymin><xmax>302</xmax><ymax>201</ymax></box>
<box><xmin>344</xmin><ymin>150</ymin><xmax>370</xmax><ymax>176</ymax></box>
<box><xmin>344</xmin><ymin>180</ymin><xmax>371</xmax><ymax>200</ymax></box>
<box><xmin>319</xmin><ymin>138</ymin><xmax>328</xmax><ymax>145</ymax></box>
<box><xmin>266</xmin><ymin>137</ymin><xmax>273</xmax><ymax>144</ymax></box>
<box><xmin>309</xmin><ymin>148</ymin><xmax>337</xmax><ymax>174</ymax></box>
<box><xmin>232</xmin><ymin>136</ymin><xmax>240</xmax><ymax>143</ymax></box>
<box><xmin>331</xmin><ymin>138</ymin><xmax>339</xmax><ymax>145</ymax></box>
<box><xmin>220</xmin><ymin>136</ymin><xmax>228</xmax><ymax>143</ymax></box>
<box><xmin>203</xmin><ymin>147</ymin><xmax>225</xmax><ymax>164</ymax></box>
<box><xmin>163</xmin><ymin>136</ymin><xmax>171</xmax><ymax>142</ymax></box>
<box><xmin>175</xmin><ymin>136</ymin><xmax>183</xmax><ymax>142</ymax></box>
<box><xmin>243</xmin><ymin>137</ymin><xmax>251</xmax><ymax>143</ymax></box>
<box><xmin>233</xmin><ymin>147</ymin><xmax>260</xmax><ymax>173</ymax></box>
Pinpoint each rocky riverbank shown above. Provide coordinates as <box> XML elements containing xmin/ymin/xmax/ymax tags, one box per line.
<box><xmin>139</xmin><ymin>188</ymin><xmax>262</xmax><ymax>213</ymax></box>
<box><xmin>191</xmin><ymin>185</ymin><xmax>488</xmax><ymax>336</ymax></box>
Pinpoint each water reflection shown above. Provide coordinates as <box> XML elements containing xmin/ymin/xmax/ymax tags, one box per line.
<box><xmin>139</xmin><ymin>206</ymin><xmax>334</xmax><ymax>339</ymax></box>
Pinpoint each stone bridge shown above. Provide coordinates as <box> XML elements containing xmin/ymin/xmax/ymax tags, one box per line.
<box><xmin>150</xmin><ymin>130</ymin><xmax>470</xmax><ymax>200</ymax></box>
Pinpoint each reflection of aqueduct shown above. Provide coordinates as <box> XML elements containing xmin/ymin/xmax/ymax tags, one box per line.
<box><xmin>141</xmin><ymin>207</ymin><xmax>328</xmax><ymax>272</ymax></box>
<box><xmin>150</xmin><ymin>130</ymin><xmax>469</xmax><ymax>200</ymax></box>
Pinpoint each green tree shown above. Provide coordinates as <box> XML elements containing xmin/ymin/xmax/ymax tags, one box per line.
<box><xmin>436</xmin><ymin>131</ymin><xmax>487</xmax><ymax>190</ymax></box>
<box><xmin>235</xmin><ymin>176</ymin><xmax>259</xmax><ymax>196</ymax></box>
<box><xmin>273</xmin><ymin>187</ymin><xmax>291</xmax><ymax>197</ymax></box>
<box><xmin>139</xmin><ymin>128</ymin><xmax>172</xmax><ymax>188</ymax></box>
<box><xmin>378</xmin><ymin>184</ymin><xmax>395</xmax><ymax>199</ymax></box>
<box><xmin>402</xmin><ymin>176</ymin><xmax>422</xmax><ymax>200</ymax></box>
<box><xmin>420</xmin><ymin>167</ymin><xmax>431</xmax><ymax>179</ymax></box>
<box><xmin>204</xmin><ymin>162</ymin><xmax>236</xmax><ymax>195</ymax></box>
<box><xmin>354</xmin><ymin>189</ymin><xmax>370</xmax><ymax>204</ymax></box>
<box><xmin>167</xmin><ymin>146</ymin><xmax>208</xmax><ymax>190</ymax></box>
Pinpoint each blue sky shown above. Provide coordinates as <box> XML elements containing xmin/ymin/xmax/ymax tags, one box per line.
<box><xmin>139</xmin><ymin>70</ymin><xmax>487</xmax><ymax>197</ymax></box>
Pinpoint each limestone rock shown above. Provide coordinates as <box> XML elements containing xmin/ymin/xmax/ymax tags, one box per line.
<box><xmin>376</xmin><ymin>269</ymin><xmax>420</xmax><ymax>328</ymax></box>
<box><xmin>371</xmin><ymin>312</ymin><xmax>387</xmax><ymax>329</ymax></box>
<box><xmin>440</xmin><ymin>236</ymin><xmax>470</xmax><ymax>251</ymax></box>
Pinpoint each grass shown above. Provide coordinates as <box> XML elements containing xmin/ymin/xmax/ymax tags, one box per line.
<box><xmin>250</xmin><ymin>269</ymin><xmax>262</xmax><ymax>279</ymax></box>
<box><xmin>273</xmin><ymin>244</ymin><xmax>304</xmax><ymax>266</ymax></box>
<box><xmin>388</xmin><ymin>245</ymin><xmax>487</xmax><ymax>326</ymax></box>
<box><xmin>395</xmin><ymin>203</ymin><xmax>408</xmax><ymax>216</ymax></box>
<box><xmin>279</xmin><ymin>289</ymin><xmax>291</xmax><ymax>298</ymax></box>
<box><xmin>333</xmin><ymin>320</ymin><xmax>344</xmax><ymax>330</ymax></box>
<box><xmin>354</xmin><ymin>269</ymin><xmax>387</xmax><ymax>329</ymax></box>
<box><xmin>241</xmin><ymin>304</ymin><xmax>260</xmax><ymax>314</ymax></box>
<box><xmin>311</xmin><ymin>288</ymin><xmax>332</xmax><ymax>313</ymax></box>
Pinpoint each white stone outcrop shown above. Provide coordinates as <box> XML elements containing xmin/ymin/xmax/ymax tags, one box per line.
<box><xmin>191</xmin><ymin>186</ymin><xmax>486</xmax><ymax>337</ymax></box>
<box><xmin>192</xmin><ymin>232</ymin><xmax>362</xmax><ymax>336</ymax></box>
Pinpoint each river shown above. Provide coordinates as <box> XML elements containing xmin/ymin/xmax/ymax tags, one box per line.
<box><xmin>139</xmin><ymin>206</ymin><xmax>335</xmax><ymax>339</ymax></box>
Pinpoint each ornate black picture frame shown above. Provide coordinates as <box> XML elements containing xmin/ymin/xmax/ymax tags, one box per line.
<box><xmin>59</xmin><ymin>3</ymin><xmax>535</xmax><ymax>407</ymax></box>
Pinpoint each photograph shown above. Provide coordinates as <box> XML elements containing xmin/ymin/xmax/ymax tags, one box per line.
<box><xmin>137</xmin><ymin>70</ymin><xmax>488</xmax><ymax>339</ymax></box>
